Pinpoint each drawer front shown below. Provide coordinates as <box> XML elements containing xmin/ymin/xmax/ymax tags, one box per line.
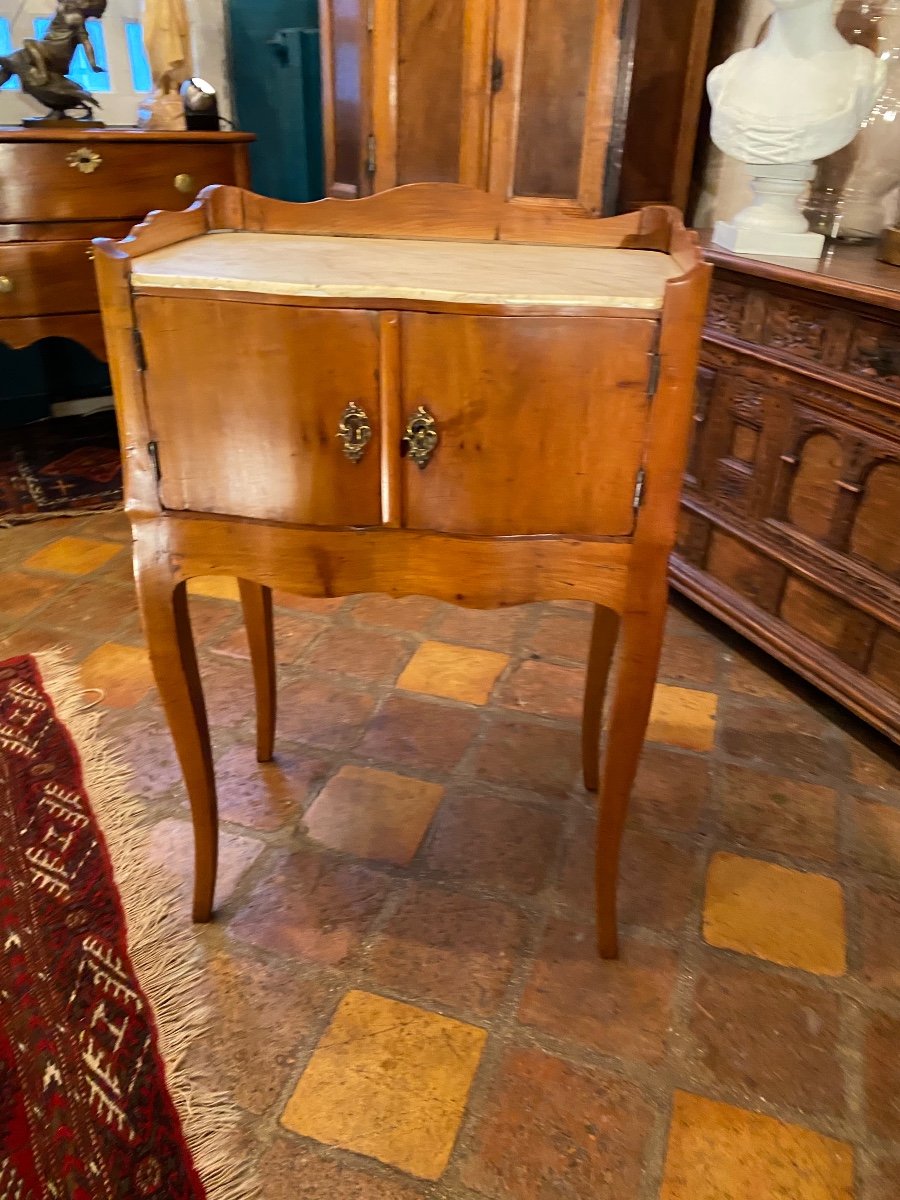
<box><xmin>0</xmin><ymin>240</ymin><xmax>96</xmax><ymax>318</ymax></box>
<box><xmin>0</xmin><ymin>143</ymin><xmax>241</xmax><ymax>223</ymax></box>
<box><xmin>706</xmin><ymin>270</ymin><xmax>900</xmax><ymax>395</ymax></box>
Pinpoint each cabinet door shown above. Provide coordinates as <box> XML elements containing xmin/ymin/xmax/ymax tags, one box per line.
<box><xmin>399</xmin><ymin>313</ymin><xmax>655</xmax><ymax>537</ymax></box>
<box><xmin>371</xmin><ymin>0</ymin><xmax>495</xmax><ymax>191</ymax></box>
<box><xmin>135</xmin><ymin>297</ymin><xmax>382</xmax><ymax>527</ymax></box>
<box><xmin>488</xmin><ymin>0</ymin><xmax>633</xmax><ymax>213</ymax></box>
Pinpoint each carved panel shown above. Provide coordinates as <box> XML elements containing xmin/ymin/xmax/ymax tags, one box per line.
<box><xmin>785</xmin><ymin>432</ymin><xmax>843</xmax><ymax>543</ymax></box>
<box><xmin>686</xmin><ymin>366</ymin><xmax>716</xmax><ymax>485</ymax></box>
<box><xmin>728</xmin><ymin>379</ymin><xmax>764</xmax><ymax>467</ymax></box>
<box><xmin>676</xmin><ymin>510</ymin><xmax>709</xmax><ymax>567</ymax></box>
<box><xmin>707</xmin><ymin>279</ymin><xmax>746</xmax><ymax>338</ymax></box>
<box><xmin>850</xmin><ymin>461</ymin><xmax>900</xmax><ymax>578</ymax></box>
<box><xmin>780</xmin><ymin>577</ymin><xmax>876</xmax><ymax>670</ymax></box>
<box><xmin>730</xmin><ymin>381</ymin><xmax>763</xmax><ymax>428</ymax></box>
<box><xmin>702</xmin><ymin>337</ymin><xmax>900</xmax><ymax>438</ymax></box>
<box><xmin>731</xmin><ymin>425</ymin><xmax>759</xmax><ymax>462</ymax></box>
<box><xmin>869</xmin><ymin>626</ymin><xmax>900</xmax><ymax>691</ymax></box>
<box><xmin>705</xmin><ymin>530</ymin><xmax>785</xmax><ymax>611</ymax></box>
<box><xmin>711</xmin><ymin>459</ymin><xmax>753</xmax><ymax>514</ymax></box>
<box><xmin>845</xmin><ymin>317</ymin><xmax>900</xmax><ymax>390</ymax></box>
<box><xmin>761</xmin><ymin>296</ymin><xmax>830</xmax><ymax>363</ymax></box>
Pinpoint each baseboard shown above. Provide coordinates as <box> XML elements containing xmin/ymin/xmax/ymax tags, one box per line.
<box><xmin>50</xmin><ymin>394</ymin><xmax>115</xmax><ymax>419</ymax></box>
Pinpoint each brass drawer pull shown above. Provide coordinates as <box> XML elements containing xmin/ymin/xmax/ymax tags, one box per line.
<box><xmin>401</xmin><ymin>405</ymin><xmax>439</xmax><ymax>470</ymax></box>
<box><xmin>174</xmin><ymin>173</ymin><xmax>196</xmax><ymax>195</ymax></box>
<box><xmin>0</xmin><ymin>275</ymin><xmax>13</xmax><ymax>295</ymax></box>
<box><xmin>66</xmin><ymin>147</ymin><xmax>102</xmax><ymax>174</ymax></box>
<box><xmin>336</xmin><ymin>401</ymin><xmax>372</xmax><ymax>463</ymax></box>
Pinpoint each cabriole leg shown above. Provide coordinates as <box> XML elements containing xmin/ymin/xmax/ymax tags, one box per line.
<box><xmin>134</xmin><ymin>555</ymin><xmax>218</xmax><ymax>922</ymax></box>
<box><xmin>239</xmin><ymin>579</ymin><xmax>276</xmax><ymax>763</ymax></box>
<box><xmin>594</xmin><ymin>575</ymin><xmax>668</xmax><ymax>959</ymax></box>
<box><xmin>581</xmin><ymin>604</ymin><xmax>621</xmax><ymax>793</ymax></box>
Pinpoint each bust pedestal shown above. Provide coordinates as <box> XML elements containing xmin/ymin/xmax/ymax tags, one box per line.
<box><xmin>713</xmin><ymin>162</ymin><xmax>825</xmax><ymax>259</ymax></box>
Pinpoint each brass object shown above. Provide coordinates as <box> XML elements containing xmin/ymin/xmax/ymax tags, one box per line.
<box><xmin>0</xmin><ymin>3</ymin><xmax>109</xmax><ymax>124</ymax></box>
<box><xmin>86</xmin><ymin>247</ymin><xmax>95</xmax><ymax>260</ymax></box>
<box><xmin>0</xmin><ymin>276</ymin><xmax>13</xmax><ymax>295</ymax></box>
<box><xmin>174</xmin><ymin>173</ymin><xmax>196</xmax><ymax>195</ymax></box>
<box><xmin>67</xmin><ymin>147</ymin><xmax>103</xmax><ymax>174</ymax></box>
<box><xmin>336</xmin><ymin>401</ymin><xmax>372</xmax><ymax>463</ymax></box>
<box><xmin>878</xmin><ymin>225</ymin><xmax>900</xmax><ymax>267</ymax></box>
<box><xmin>402</xmin><ymin>405</ymin><xmax>439</xmax><ymax>470</ymax></box>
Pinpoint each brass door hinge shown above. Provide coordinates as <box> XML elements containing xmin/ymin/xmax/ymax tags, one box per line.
<box><xmin>491</xmin><ymin>56</ymin><xmax>504</xmax><ymax>93</ymax></box>
<box><xmin>366</xmin><ymin>134</ymin><xmax>376</xmax><ymax>176</ymax></box>
<box><xmin>647</xmin><ymin>351</ymin><xmax>661</xmax><ymax>399</ymax></box>
<box><xmin>632</xmin><ymin>467</ymin><xmax>646</xmax><ymax>513</ymax></box>
<box><xmin>132</xmin><ymin>327</ymin><xmax>146</xmax><ymax>372</ymax></box>
<box><xmin>147</xmin><ymin>440</ymin><xmax>161</xmax><ymax>483</ymax></box>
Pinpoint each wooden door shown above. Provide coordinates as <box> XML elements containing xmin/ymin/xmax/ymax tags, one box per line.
<box><xmin>135</xmin><ymin>297</ymin><xmax>383</xmax><ymax>527</ymax></box>
<box><xmin>488</xmin><ymin>0</ymin><xmax>634</xmax><ymax>214</ymax></box>
<box><xmin>399</xmin><ymin>313</ymin><xmax>656</xmax><ymax>537</ymax></box>
<box><xmin>618</xmin><ymin>0</ymin><xmax>716</xmax><ymax>212</ymax></box>
<box><xmin>319</xmin><ymin>0</ymin><xmax>372</xmax><ymax>198</ymax></box>
<box><xmin>370</xmin><ymin>0</ymin><xmax>495</xmax><ymax>192</ymax></box>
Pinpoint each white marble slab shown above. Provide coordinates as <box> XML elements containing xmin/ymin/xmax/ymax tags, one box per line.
<box><xmin>132</xmin><ymin>231</ymin><xmax>679</xmax><ymax>309</ymax></box>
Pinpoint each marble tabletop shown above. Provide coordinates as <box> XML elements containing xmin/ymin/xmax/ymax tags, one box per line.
<box><xmin>131</xmin><ymin>231</ymin><xmax>680</xmax><ymax>310</ymax></box>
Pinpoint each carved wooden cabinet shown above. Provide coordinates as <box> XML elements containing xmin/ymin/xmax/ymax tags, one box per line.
<box><xmin>673</xmin><ymin>241</ymin><xmax>900</xmax><ymax>743</ymax></box>
<box><xmin>0</xmin><ymin>129</ymin><xmax>252</xmax><ymax>362</ymax></box>
<box><xmin>318</xmin><ymin>0</ymin><xmax>715</xmax><ymax>213</ymax></box>
<box><xmin>94</xmin><ymin>184</ymin><xmax>709</xmax><ymax>957</ymax></box>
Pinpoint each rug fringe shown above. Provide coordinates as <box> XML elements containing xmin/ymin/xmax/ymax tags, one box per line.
<box><xmin>0</xmin><ymin>504</ymin><xmax>119</xmax><ymax>528</ymax></box>
<box><xmin>33</xmin><ymin>648</ymin><xmax>260</xmax><ymax>1200</ymax></box>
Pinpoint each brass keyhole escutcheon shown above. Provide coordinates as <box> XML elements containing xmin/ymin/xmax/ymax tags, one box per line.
<box><xmin>0</xmin><ymin>276</ymin><xmax>13</xmax><ymax>295</ymax></box>
<box><xmin>336</xmin><ymin>401</ymin><xmax>372</xmax><ymax>463</ymax></box>
<box><xmin>66</xmin><ymin>147</ymin><xmax>102</xmax><ymax>174</ymax></box>
<box><xmin>174</xmin><ymin>173</ymin><xmax>196</xmax><ymax>195</ymax></box>
<box><xmin>401</xmin><ymin>406</ymin><xmax>439</xmax><ymax>470</ymax></box>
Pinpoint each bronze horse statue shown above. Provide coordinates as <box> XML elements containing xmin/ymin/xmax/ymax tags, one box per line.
<box><xmin>0</xmin><ymin>1</ymin><xmax>108</xmax><ymax>123</ymax></box>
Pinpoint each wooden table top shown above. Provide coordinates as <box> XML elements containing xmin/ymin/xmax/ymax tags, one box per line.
<box><xmin>131</xmin><ymin>231</ymin><xmax>681</xmax><ymax>310</ymax></box>
<box><xmin>700</xmin><ymin>232</ymin><xmax>900</xmax><ymax>311</ymax></box>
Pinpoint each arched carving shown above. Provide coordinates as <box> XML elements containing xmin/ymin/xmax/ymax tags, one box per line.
<box><xmin>786</xmin><ymin>431</ymin><xmax>843</xmax><ymax>542</ymax></box>
<box><xmin>850</xmin><ymin>460</ymin><xmax>900</xmax><ymax>578</ymax></box>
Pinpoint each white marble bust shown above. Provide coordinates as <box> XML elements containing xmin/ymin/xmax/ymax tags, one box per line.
<box><xmin>708</xmin><ymin>0</ymin><xmax>886</xmax><ymax>257</ymax></box>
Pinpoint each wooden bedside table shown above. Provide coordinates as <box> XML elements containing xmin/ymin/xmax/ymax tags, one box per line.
<box><xmin>94</xmin><ymin>184</ymin><xmax>709</xmax><ymax>958</ymax></box>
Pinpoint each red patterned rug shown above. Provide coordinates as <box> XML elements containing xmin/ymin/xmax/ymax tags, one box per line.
<box><xmin>0</xmin><ymin>653</ymin><xmax>253</xmax><ymax>1199</ymax></box>
<box><xmin>0</xmin><ymin>412</ymin><xmax>122</xmax><ymax>526</ymax></box>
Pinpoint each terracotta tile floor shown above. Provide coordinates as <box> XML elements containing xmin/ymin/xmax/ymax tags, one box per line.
<box><xmin>3</xmin><ymin>511</ymin><xmax>900</xmax><ymax>1199</ymax></box>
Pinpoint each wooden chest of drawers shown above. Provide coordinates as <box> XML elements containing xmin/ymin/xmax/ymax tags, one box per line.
<box><xmin>0</xmin><ymin>129</ymin><xmax>252</xmax><ymax>363</ymax></box>
<box><xmin>673</xmin><ymin>241</ymin><xmax>900</xmax><ymax>743</ymax></box>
